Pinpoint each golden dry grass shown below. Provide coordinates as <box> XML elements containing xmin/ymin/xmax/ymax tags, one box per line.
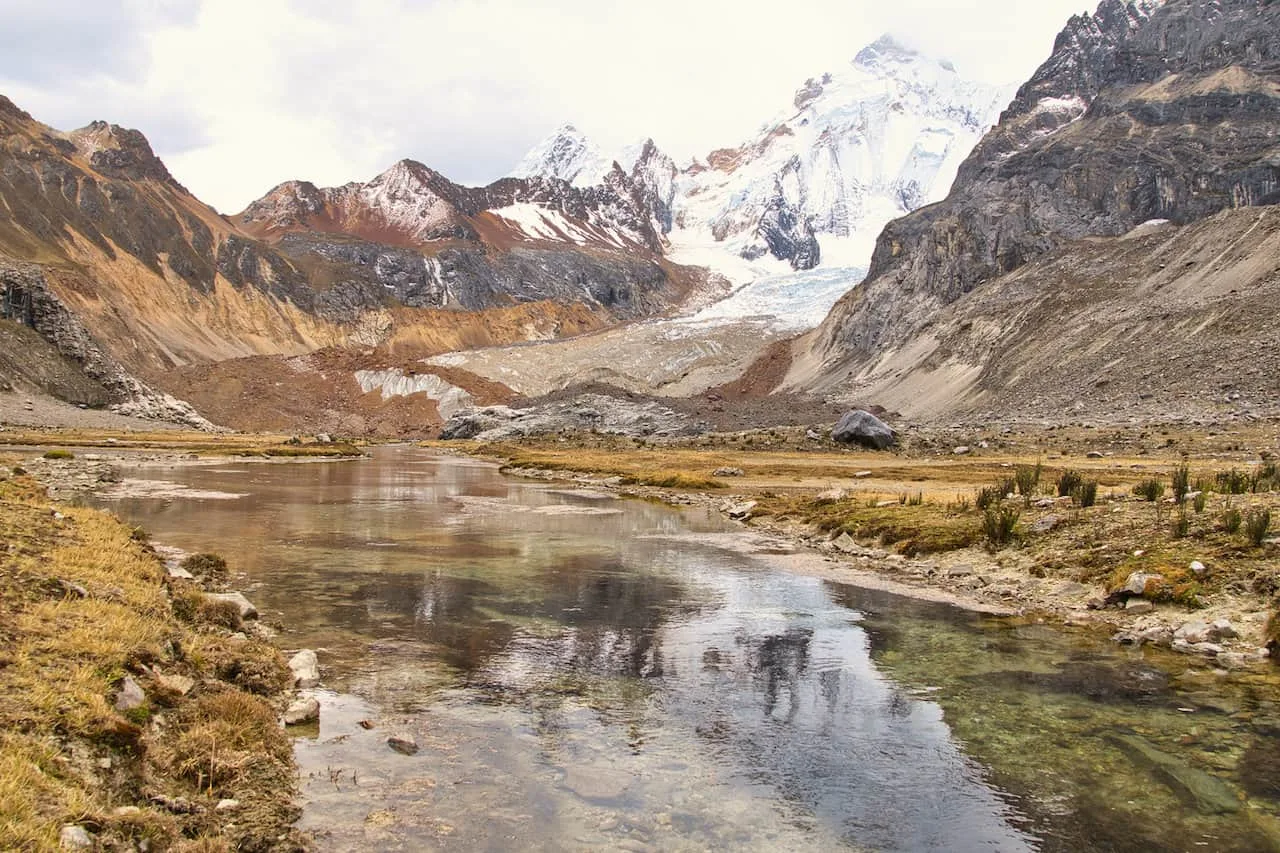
<box><xmin>0</xmin><ymin>460</ymin><xmax>300</xmax><ymax>851</ymax></box>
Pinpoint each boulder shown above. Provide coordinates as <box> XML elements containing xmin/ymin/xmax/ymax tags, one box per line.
<box><xmin>712</xmin><ymin>467</ymin><xmax>745</xmax><ymax>477</ymax></box>
<box><xmin>831</xmin><ymin>410</ymin><xmax>896</xmax><ymax>450</ymax></box>
<box><xmin>726</xmin><ymin>500</ymin><xmax>757</xmax><ymax>520</ymax></box>
<box><xmin>288</xmin><ymin>649</ymin><xmax>320</xmax><ymax>688</ymax></box>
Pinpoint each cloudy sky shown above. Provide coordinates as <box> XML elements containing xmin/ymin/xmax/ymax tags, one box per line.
<box><xmin>0</xmin><ymin>0</ymin><xmax>1094</xmax><ymax>213</ymax></box>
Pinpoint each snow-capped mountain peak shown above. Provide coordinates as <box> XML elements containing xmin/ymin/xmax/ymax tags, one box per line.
<box><xmin>510</xmin><ymin>124</ymin><xmax>615</xmax><ymax>187</ymax></box>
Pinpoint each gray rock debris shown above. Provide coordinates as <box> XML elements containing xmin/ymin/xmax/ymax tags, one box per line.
<box><xmin>831</xmin><ymin>410</ymin><xmax>896</xmax><ymax>450</ymax></box>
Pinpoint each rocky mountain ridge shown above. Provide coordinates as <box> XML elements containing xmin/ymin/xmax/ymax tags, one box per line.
<box><xmin>513</xmin><ymin>36</ymin><xmax>1015</xmax><ymax>274</ymax></box>
<box><xmin>779</xmin><ymin>0</ymin><xmax>1280</xmax><ymax>420</ymax></box>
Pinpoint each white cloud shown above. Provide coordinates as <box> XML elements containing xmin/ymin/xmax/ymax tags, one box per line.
<box><xmin>0</xmin><ymin>0</ymin><xmax>1095</xmax><ymax>213</ymax></box>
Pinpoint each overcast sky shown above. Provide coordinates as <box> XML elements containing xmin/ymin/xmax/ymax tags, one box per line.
<box><xmin>0</xmin><ymin>0</ymin><xmax>1095</xmax><ymax>213</ymax></box>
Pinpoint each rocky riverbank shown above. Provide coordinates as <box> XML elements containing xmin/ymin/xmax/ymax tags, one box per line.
<box><xmin>0</xmin><ymin>453</ymin><xmax>325</xmax><ymax>851</ymax></box>
<box><xmin>469</xmin><ymin>425</ymin><xmax>1280</xmax><ymax>670</ymax></box>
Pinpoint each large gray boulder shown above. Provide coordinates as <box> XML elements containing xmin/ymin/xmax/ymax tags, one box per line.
<box><xmin>831</xmin><ymin>410</ymin><xmax>896</xmax><ymax>450</ymax></box>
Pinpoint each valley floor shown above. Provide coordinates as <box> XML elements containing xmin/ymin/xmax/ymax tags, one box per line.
<box><xmin>450</xmin><ymin>419</ymin><xmax>1280</xmax><ymax>664</ymax></box>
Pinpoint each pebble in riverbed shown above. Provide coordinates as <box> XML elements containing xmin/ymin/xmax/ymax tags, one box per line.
<box><xmin>387</xmin><ymin>733</ymin><xmax>419</xmax><ymax>755</ymax></box>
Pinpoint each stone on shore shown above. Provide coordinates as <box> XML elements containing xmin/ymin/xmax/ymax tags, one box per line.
<box><xmin>205</xmin><ymin>592</ymin><xmax>258</xmax><ymax>620</ymax></box>
<box><xmin>283</xmin><ymin>695</ymin><xmax>320</xmax><ymax>726</ymax></box>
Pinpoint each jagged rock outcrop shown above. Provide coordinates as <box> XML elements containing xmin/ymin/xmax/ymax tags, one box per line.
<box><xmin>805</xmin><ymin>0</ymin><xmax>1280</xmax><ymax>367</ymax></box>
<box><xmin>0</xmin><ymin>259</ymin><xmax>216</xmax><ymax>428</ymax></box>
<box><xmin>782</xmin><ymin>0</ymin><xmax>1280</xmax><ymax>421</ymax></box>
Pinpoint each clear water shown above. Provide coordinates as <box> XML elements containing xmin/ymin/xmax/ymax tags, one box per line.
<box><xmin>90</xmin><ymin>447</ymin><xmax>1280</xmax><ymax>851</ymax></box>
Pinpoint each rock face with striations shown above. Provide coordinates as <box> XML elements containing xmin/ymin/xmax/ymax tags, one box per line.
<box><xmin>803</xmin><ymin>0</ymin><xmax>1280</xmax><ymax>372</ymax></box>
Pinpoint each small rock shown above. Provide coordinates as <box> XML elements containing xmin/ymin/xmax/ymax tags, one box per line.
<box><xmin>112</xmin><ymin>806</ymin><xmax>141</xmax><ymax>817</ymax></box>
<box><xmin>1189</xmin><ymin>560</ymin><xmax>1207</xmax><ymax>577</ymax></box>
<box><xmin>1030</xmin><ymin>515</ymin><xmax>1060</xmax><ymax>533</ymax></box>
<box><xmin>946</xmin><ymin>565</ymin><xmax>974</xmax><ymax>578</ymax></box>
<box><xmin>952</xmin><ymin>446</ymin><xmax>971</xmax><ymax>455</ymax></box>
<box><xmin>387</xmin><ymin>733</ymin><xmax>419</xmax><ymax>755</ymax></box>
<box><xmin>1175</xmin><ymin>622</ymin><xmax>1211</xmax><ymax>644</ymax></box>
<box><xmin>815</xmin><ymin>487</ymin><xmax>847</xmax><ymax>502</ymax></box>
<box><xmin>1034</xmin><ymin>498</ymin><xmax>1056</xmax><ymax>509</ymax></box>
<box><xmin>114</xmin><ymin>675</ymin><xmax>146</xmax><ymax>712</ymax></box>
<box><xmin>1121</xmin><ymin>572</ymin><xmax>1161</xmax><ymax>596</ymax></box>
<box><xmin>204</xmin><ymin>592</ymin><xmax>258</xmax><ymax>620</ymax></box>
<box><xmin>156</xmin><ymin>673</ymin><xmax>195</xmax><ymax>696</ymax></box>
<box><xmin>315</xmin><ymin>433</ymin><xmax>333</xmax><ymax>444</ymax></box>
<box><xmin>1211</xmin><ymin>618</ymin><xmax>1238</xmax><ymax>640</ymax></box>
<box><xmin>853</xmin><ymin>470</ymin><xmax>872</xmax><ymax>478</ymax></box>
<box><xmin>59</xmin><ymin>825</ymin><xmax>94</xmax><ymax>849</ymax></box>
<box><xmin>726</xmin><ymin>500</ymin><xmax>757</xmax><ymax>520</ymax></box>
<box><xmin>805</xmin><ymin>429</ymin><xmax>821</xmax><ymax>441</ymax></box>
<box><xmin>1125</xmin><ymin>599</ymin><xmax>1154</xmax><ymax>614</ymax></box>
<box><xmin>167</xmin><ymin>566</ymin><xmax>196</xmax><ymax>581</ymax></box>
<box><xmin>288</xmin><ymin>649</ymin><xmax>320</xmax><ymax>688</ymax></box>
<box><xmin>215</xmin><ymin>798</ymin><xmax>240</xmax><ymax>812</ymax></box>
<box><xmin>875</xmin><ymin>500</ymin><xmax>897</xmax><ymax>508</ymax></box>
<box><xmin>283</xmin><ymin>696</ymin><xmax>320</xmax><ymax>726</ymax></box>
<box><xmin>358</xmin><ymin>719</ymin><xmax>376</xmax><ymax>730</ymax></box>
<box><xmin>712</xmin><ymin>467</ymin><xmax>744</xmax><ymax>477</ymax></box>
<box><xmin>1086</xmin><ymin>451</ymin><xmax>1105</xmax><ymax>459</ymax></box>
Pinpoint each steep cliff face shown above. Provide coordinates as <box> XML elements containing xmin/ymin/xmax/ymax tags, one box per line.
<box><xmin>799</xmin><ymin>0</ymin><xmax>1280</xmax><ymax>381</ymax></box>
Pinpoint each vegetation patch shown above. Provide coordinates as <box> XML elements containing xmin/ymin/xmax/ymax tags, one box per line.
<box><xmin>0</xmin><ymin>464</ymin><xmax>302</xmax><ymax>851</ymax></box>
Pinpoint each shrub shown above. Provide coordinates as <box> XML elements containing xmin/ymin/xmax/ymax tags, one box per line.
<box><xmin>1171</xmin><ymin>508</ymin><xmax>1190</xmax><ymax>539</ymax></box>
<box><xmin>1221</xmin><ymin>508</ymin><xmax>1243</xmax><ymax>534</ymax></box>
<box><xmin>42</xmin><ymin>449</ymin><xmax>75</xmax><ymax>460</ymax></box>
<box><xmin>905</xmin><ymin>492</ymin><xmax>924</xmax><ymax>507</ymax></box>
<box><xmin>1134</xmin><ymin>479</ymin><xmax>1166</xmax><ymax>502</ymax></box>
<box><xmin>982</xmin><ymin>505</ymin><xmax>1020</xmax><ymax>548</ymax></box>
<box><xmin>1171</xmin><ymin>464</ymin><xmax>1191</xmax><ymax>504</ymax></box>
<box><xmin>1057</xmin><ymin>470</ymin><xmax>1083</xmax><ymax>498</ymax></box>
<box><xmin>1245</xmin><ymin>508</ymin><xmax>1272</xmax><ymax>547</ymax></box>
<box><xmin>1217</xmin><ymin>468</ymin><xmax>1251</xmax><ymax>495</ymax></box>
<box><xmin>1193</xmin><ymin>491</ymin><xmax>1208</xmax><ymax>513</ymax></box>
<box><xmin>1014</xmin><ymin>464</ymin><xmax>1042</xmax><ymax>504</ymax></box>
<box><xmin>1075</xmin><ymin>480</ymin><xmax>1099</xmax><ymax>508</ymax></box>
<box><xmin>975</xmin><ymin>484</ymin><xmax>1005</xmax><ymax>511</ymax></box>
<box><xmin>180</xmin><ymin>553</ymin><xmax>229</xmax><ymax>581</ymax></box>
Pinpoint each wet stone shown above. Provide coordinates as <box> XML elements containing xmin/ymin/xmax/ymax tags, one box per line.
<box><xmin>387</xmin><ymin>733</ymin><xmax>419</xmax><ymax>755</ymax></box>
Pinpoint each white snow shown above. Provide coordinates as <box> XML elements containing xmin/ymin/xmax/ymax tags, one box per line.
<box><xmin>490</xmin><ymin>202</ymin><xmax>639</xmax><ymax>250</ymax></box>
<box><xmin>354</xmin><ymin>369</ymin><xmax>473</xmax><ymax>419</ymax></box>
<box><xmin>684</xmin><ymin>264</ymin><xmax>868</xmax><ymax>332</ymax></box>
<box><xmin>509</xmin><ymin>124</ymin><xmax>614</xmax><ymax>187</ymax></box>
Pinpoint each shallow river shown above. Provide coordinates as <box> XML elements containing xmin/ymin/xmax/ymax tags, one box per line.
<box><xmin>91</xmin><ymin>447</ymin><xmax>1280</xmax><ymax>851</ymax></box>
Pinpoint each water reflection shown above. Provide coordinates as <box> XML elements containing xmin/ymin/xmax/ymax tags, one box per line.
<box><xmin>90</xmin><ymin>447</ymin><xmax>1280</xmax><ymax>852</ymax></box>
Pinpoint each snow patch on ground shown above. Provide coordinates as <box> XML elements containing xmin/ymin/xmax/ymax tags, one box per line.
<box><xmin>354</xmin><ymin>369</ymin><xmax>473</xmax><ymax>419</ymax></box>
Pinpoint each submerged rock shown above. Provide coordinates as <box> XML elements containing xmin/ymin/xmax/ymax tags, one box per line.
<box><xmin>1107</xmin><ymin>733</ymin><xmax>1241</xmax><ymax>815</ymax></box>
<box><xmin>831</xmin><ymin>410</ymin><xmax>896</xmax><ymax>450</ymax></box>
<box><xmin>387</xmin><ymin>733</ymin><xmax>419</xmax><ymax>755</ymax></box>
